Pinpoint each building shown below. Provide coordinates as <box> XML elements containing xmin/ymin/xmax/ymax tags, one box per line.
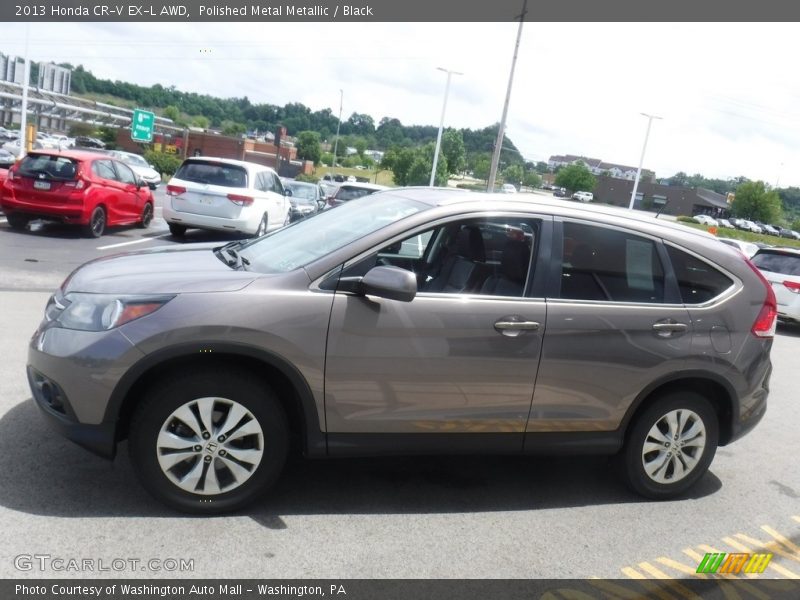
<box><xmin>0</xmin><ymin>53</ymin><xmax>25</xmax><ymax>85</ymax></box>
<box><xmin>593</xmin><ymin>175</ymin><xmax>730</xmax><ymax>217</ymax></box>
<box><xmin>37</xmin><ymin>63</ymin><xmax>71</xmax><ymax>95</ymax></box>
<box><xmin>548</xmin><ymin>154</ymin><xmax>655</xmax><ymax>182</ymax></box>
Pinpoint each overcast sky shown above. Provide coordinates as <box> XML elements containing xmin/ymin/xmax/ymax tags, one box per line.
<box><xmin>4</xmin><ymin>22</ymin><xmax>800</xmax><ymax>186</ymax></box>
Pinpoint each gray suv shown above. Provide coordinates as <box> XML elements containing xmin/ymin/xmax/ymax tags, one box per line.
<box><xmin>27</xmin><ymin>189</ymin><xmax>775</xmax><ymax>513</ymax></box>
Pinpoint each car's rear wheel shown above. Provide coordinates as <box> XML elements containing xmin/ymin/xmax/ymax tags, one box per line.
<box><xmin>168</xmin><ymin>223</ymin><xmax>186</xmax><ymax>237</ymax></box>
<box><xmin>128</xmin><ymin>368</ymin><xmax>289</xmax><ymax>514</ymax></box>
<box><xmin>254</xmin><ymin>213</ymin><xmax>268</xmax><ymax>237</ymax></box>
<box><xmin>6</xmin><ymin>213</ymin><xmax>29</xmax><ymax>231</ymax></box>
<box><xmin>84</xmin><ymin>206</ymin><xmax>106</xmax><ymax>238</ymax></box>
<box><xmin>620</xmin><ymin>391</ymin><xmax>718</xmax><ymax>499</ymax></box>
<box><xmin>138</xmin><ymin>202</ymin><xmax>153</xmax><ymax>228</ymax></box>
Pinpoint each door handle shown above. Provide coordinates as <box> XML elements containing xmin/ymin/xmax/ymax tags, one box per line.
<box><xmin>652</xmin><ymin>321</ymin><xmax>688</xmax><ymax>337</ymax></box>
<box><xmin>494</xmin><ymin>319</ymin><xmax>540</xmax><ymax>337</ymax></box>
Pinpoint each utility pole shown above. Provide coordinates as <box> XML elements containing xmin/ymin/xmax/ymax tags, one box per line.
<box><xmin>487</xmin><ymin>0</ymin><xmax>527</xmax><ymax>193</ymax></box>
<box><xmin>331</xmin><ymin>89</ymin><xmax>343</xmax><ymax>170</ymax></box>
<box><xmin>628</xmin><ymin>112</ymin><xmax>662</xmax><ymax>210</ymax></box>
<box><xmin>430</xmin><ymin>67</ymin><xmax>462</xmax><ymax>187</ymax></box>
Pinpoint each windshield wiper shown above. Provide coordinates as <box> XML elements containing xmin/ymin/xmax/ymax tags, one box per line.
<box><xmin>215</xmin><ymin>246</ymin><xmax>250</xmax><ymax>270</ymax></box>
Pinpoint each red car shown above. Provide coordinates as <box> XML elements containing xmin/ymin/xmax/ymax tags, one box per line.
<box><xmin>1</xmin><ymin>150</ymin><xmax>154</xmax><ymax>237</ymax></box>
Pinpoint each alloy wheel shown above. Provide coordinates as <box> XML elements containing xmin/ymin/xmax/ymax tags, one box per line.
<box><xmin>641</xmin><ymin>408</ymin><xmax>706</xmax><ymax>484</ymax></box>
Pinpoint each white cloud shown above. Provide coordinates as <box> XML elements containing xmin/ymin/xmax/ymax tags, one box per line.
<box><xmin>3</xmin><ymin>21</ymin><xmax>800</xmax><ymax>185</ymax></box>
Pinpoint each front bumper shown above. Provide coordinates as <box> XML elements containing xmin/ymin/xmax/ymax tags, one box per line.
<box><xmin>28</xmin><ymin>366</ymin><xmax>117</xmax><ymax>458</ymax></box>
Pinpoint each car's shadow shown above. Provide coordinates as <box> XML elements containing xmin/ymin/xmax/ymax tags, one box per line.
<box><xmin>777</xmin><ymin>322</ymin><xmax>800</xmax><ymax>338</ymax></box>
<box><xmin>0</xmin><ymin>400</ymin><xmax>722</xmax><ymax>528</ymax></box>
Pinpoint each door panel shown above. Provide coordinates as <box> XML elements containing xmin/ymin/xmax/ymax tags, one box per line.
<box><xmin>325</xmin><ymin>294</ymin><xmax>546</xmax><ymax>434</ymax></box>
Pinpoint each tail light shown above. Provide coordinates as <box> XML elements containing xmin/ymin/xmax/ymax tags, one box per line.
<box><xmin>166</xmin><ymin>185</ymin><xmax>186</xmax><ymax>196</ymax></box>
<box><xmin>227</xmin><ymin>194</ymin><xmax>254</xmax><ymax>206</ymax></box>
<box><xmin>745</xmin><ymin>259</ymin><xmax>777</xmax><ymax>338</ymax></box>
<box><xmin>783</xmin><ymin>281</ymin><xmax>800</xmax><ymax>294</ymax></box>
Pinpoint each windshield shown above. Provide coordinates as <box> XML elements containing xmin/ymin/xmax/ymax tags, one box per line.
<box><xmin>119</xmin><ymin>153</ymin><xmax>149</xmax><ymax>168</ymax></box>
<box><xmin>239</xmin><ymin>194</ymin><xmax>427</xmax><ymax>273</ymax></box>
<box><xmin>752</xmin><ymin>252</ymin><xmax>800</xmax><ymax>275</ymax></box>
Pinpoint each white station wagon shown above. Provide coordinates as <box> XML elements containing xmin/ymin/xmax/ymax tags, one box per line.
<box><xmin>164</xmin><ymin>157</ymin><xmax>291</xmax><ymax>237</ymax></box>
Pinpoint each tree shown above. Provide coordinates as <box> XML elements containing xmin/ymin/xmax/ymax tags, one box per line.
<box><xmin>68</xmin><ymin>122</ymin><xmax>95</xmax><ymax>137</ymax></box>
<box><xmin>523</xmin><ymin>171</ymin><xmax>542</xmax><ymax>188</ymax></box>
<box><xmin>192</xmin><ymin>115</ymin><xmax>210</xmax><ymax>129</ymax></box>
<box><xmin>792</xmin><ymin>219</ymin><xmax>800</xmax><ymax>231</ymax></box>
<box><xmin>382</xmin><ymin>147</ymin><xmax>416</xmax><ymax>186</ymax></box>
<box><xmin>472</xmin><ymin>155</ymin><xmax>492</xmax><ymax>181</ymax></box>
<box><xmin>221</xmin><ymin>121</ymin><xmax>246</xmax><ymax>136</ymax></box>
<box><xmin>404</xmin><ymin>143</ymin><xmax>448</xmax><ymax>186</ymax></box>
<box><xmin>320</xmin><ymin>152</ymin><xmax>334</xmax><ymax>167</ymax></box>
<box><xmin>534</xmin><ymin>161</ymin><xmax>549</xmax><ymax>174</ymax></box>
<box><xmin>295</xmin><ymin>131</ymin><xmax>322</xmax><ymax>164</ymax></box>
<box><xmin>163</xmin><ymin>105</ymin><xmax>180</xmax><ymax>122</ymax></box>
<box><xmin>555</xmin><ymin>162</ymin><xmax>596</xmax><ymax>193</ymax></box>
<box><xmin>731</xmin><ymin>181</ymin><xmax>782</xmax><ymax>223</ymax></box>
<box><xmin>441</xmin><ymin>129</ymin><xmax>466</xmax><ymax>175</ymax></box>
<box><xmin>502</xmin><ymin>164</ymin><xmax>524</xmax><ymax>188</ymax></box>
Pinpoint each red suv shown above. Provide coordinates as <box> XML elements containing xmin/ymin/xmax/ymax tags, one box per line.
<box><xmin>1</xmin><ymin>150</ymin><xmax>154</xmax><ymax>237</ymax></box>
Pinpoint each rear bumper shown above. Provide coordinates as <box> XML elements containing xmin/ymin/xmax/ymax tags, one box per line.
<box><xmin>163</xmin><ymin>203</ymin><xmax>260</xmax><ymax>235</ymax></box>
<box><xmin>1</xmin><ymin>196</ymin><xmax>87</xmax><ymax>223</ymax></box>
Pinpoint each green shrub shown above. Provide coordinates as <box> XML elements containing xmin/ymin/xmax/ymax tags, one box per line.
<box><xmin>676</xmin><ymin>215</ymin><xmax>694</xmax><ymax>223</ymax></box>
<box><xmin>144</xmin><ymin>150</ymin><xmax>182</xmax><ymax>178</ymax></box>
<box><xmin>294</xmin><ymin>173</ymin><xmax>319</xmax><ymax>183</ymax></box>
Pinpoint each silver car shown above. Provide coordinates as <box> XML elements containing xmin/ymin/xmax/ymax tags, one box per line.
<box><xmin>28</xmin><ymin>189</ymin><xmax>775</xmax><ymax>513</ymax></box>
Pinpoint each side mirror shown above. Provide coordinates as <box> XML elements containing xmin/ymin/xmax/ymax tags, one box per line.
<box><xmin>135</xmin><ymin>177</ymin><xmax>145</xmax><ymax>189</ymax></box>
<box><xmin>338</xmin><ymin>266</ymin><xmax>417</xmax><ymax>302</ymax></box>
<box><xmin>284</xmin><ymin>188</ymin><xmax>293</xmax><ymax>197</ymax></box>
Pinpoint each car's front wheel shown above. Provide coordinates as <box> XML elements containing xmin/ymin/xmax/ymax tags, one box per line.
<box><xmin>128</xmin><ymin>368</ymin><xmax>289</xmax><ymax>513</ymax></box>
<box><xmin>620</xmin><ymin>391</ymin><xmax>719</xmax><ymax>499</ymax></box>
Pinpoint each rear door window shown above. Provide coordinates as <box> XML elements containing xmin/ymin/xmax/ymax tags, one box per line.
<box><xmin>113</xmin><ymin>161</ymin><xmax>137</xmax><ymax>185</ymax></box>
<box><xmin>92</xmin><ymin>160</ymin><xmax>118</xmax><ymax>182</ymax></box>
<box><xmin>751</xmin><ymin>251</ymin><xmax>800</xmax><ymax>276</ymax></box>
<box><xmin>559</xmin><ymin>221</ymin><xmax>665</xmax><ymax>303</ymax></box>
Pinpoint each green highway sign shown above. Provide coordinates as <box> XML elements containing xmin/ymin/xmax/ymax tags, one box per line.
<box><xmin>131</xmin><ymin>109</ymin><xmax>155</xmax><ymax>142</ymax></box>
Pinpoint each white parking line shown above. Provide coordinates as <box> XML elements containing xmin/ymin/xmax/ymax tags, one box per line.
<box><xmin>96</xmin><ymin>237</ymin><xmax>165</xmax><ymax>250</ymax></box>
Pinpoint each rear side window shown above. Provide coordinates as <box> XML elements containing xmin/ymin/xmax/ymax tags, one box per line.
<box><xmin>560</xmin><ymin>222</ymin><xmax>665</xmax><ymax>303</ymax></box>
<box><xmin>666</xmin><ymin>245</ymin><xmax>734</xmax><ymax>304</ymax></box>
<box><xmin>92</xmin><ymin>160</ymin><xmax>117</xmax><ymax>181</ymax></box>
<box><xmin>113</xmin><ymin>161</ymin><xmax>137</xmax><ymax>185</ymax></box>
<box><xmin>174</xmin><ymin>161</ymin><xmax>247</xmax><ymax>188</ymax></box>
<box><xmin>751</xmin><ymin>251</ymin><xmax>800</xmax><ymax>276</ymax></box>
<box><xmin>18</xmin><ymin>155</ymin><xmax>78</xmax><ymax>181</ymax></box>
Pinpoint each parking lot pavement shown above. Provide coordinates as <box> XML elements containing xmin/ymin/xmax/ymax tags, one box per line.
<box><xmin>0</xmin><ymin>284</ymin><xmax>798</xmax><ymax>578</ymax></box>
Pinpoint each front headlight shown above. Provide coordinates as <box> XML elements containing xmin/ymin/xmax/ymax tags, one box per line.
<box><xmin>53</xmin><ymin>293</ymin><xmax>174</xmax><ymax>331</ymax></box>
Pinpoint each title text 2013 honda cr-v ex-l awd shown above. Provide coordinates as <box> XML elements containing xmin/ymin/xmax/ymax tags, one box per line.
<box><xmin>27</xmin><ymin>188</ymin><xmax>775</xmax><ymax>513</ymax></box>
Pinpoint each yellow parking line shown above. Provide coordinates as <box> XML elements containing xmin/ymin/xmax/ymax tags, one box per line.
<box><xmin>791</xmin><ymin>516</ymin><xmax>800</xmax><ymax>525</ymax></box>
<box><xmin>655</xmin><ymin>556</ymin><xmax>709</xmax><ymax>578</ymax></box>
<box><xmin>761</xmin><ymin>526</ymin><xmax>800</xmax><ymax>556</ymax></box>
<box><xmin>621</xmin><ymin>566</ymin><xmax>646</xmax><ymax>579</ymax></box>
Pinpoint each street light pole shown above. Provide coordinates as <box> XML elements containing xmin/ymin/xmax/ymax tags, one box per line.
<box><xmin>628</xmin><ymin>112</ymin><xmax>662</xmax><ymax>210</ymax></box>
<box><xmin>430</xmin><ymin>67</ymin><xmax>462</xmax><ymax>187</ymax></box>
<box><xmin>331</xmin><ymin>89</ymin><xmax>343</xmax><ymax>170</ymax></box>
<box><xmin>487</xmin><ymin>0</ymin><xmax>527</xmax><ymax>193</ymax></box>
<box><xmin>18</xmin><ymin>23</ymin><xmax>31</xmax><ymax>158</ymax></box>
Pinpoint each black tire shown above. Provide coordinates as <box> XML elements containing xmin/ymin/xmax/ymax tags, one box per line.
<box><xmin>84</xmin><ymin>206</ymin><xmax>106</xmax><ymax>238</ymax></box>
<box><xmin>168</xmin><ymin>223</ymin><xmax>187</xmax><ymax>237</ymax></box>
<box><xmin>620</xmin><ymin>391</ymin><xmax>719</xmax><ymax>499</ymax></box>
<box><xmin>6</xmin><ymin>213</ymin><xmax>29</xmax><ymax>231</ymax></box>
<box><xmin>128</xmin><ymin>367</ymin><xmax>289</xmax><ymax>514</ymax></box>
<box><xmin>138</xmin><ymin>202</ymin><xmax>153</xmax><ymax>228</ymax></box>
<box><xmin>253</xmin><ymin>213</ymin><xmax>268</xmax><ymax>237</ymax></box>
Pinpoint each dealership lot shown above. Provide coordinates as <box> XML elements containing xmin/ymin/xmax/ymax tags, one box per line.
<box><xmin>0</xmin><ymin>197</ymin><xmax>798</xmax><ymax>579</ymax></box>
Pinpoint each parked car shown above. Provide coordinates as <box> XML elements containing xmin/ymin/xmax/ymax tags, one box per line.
<box><xmin>326</xmin><ymin>181</ymin><xmax>389</xmax><ymax>208</ymax></box>
<box><xmin>73</xmin><ymin>136</ymin><xmax>106</xmax><ymax>149</ymax></box>
<box><xmin>553</xmin><ymin>187</ymin><xmax>567</xmax><ymax>197</ymax></box>
<box><xmin>759</xmin><ymin>223</ymin><xmax>780</xmax><ymax>236</ymax></box>
<box><xmin>107</xmin><ymin>150</ymin><xmax>161</xmax><ymax>189</ymax></box>
<box><xmin>0</xmin><ymin>147</ymin><xmax>16</xmax><ymax>168</ymax></box>
<box><xmin>751</xmin><ymin>247</ymin><xmax>800</xmax><ymax>324</ymax></box>
<box><xmin>322</xmin><ymin>173</ymin><xmax>346</xmax><ymax>183</ymax></box>
<box><xmin>778</xmin><ymin>227</ymin><xmax>795</xmax><ymax>239</ymax></box>
<box><xmin>572</xmin><ymin>191</ymin><xmax>594</xmax><ymax>203</ymax></box>
<box><xmin>693</xmin><ymin>214</ymin><xmax>718</xmax><ymax>227</ymax></box>
<box><xmin>716</xmin><ymin>237</ymin><xmax>759</xmax><ymax>258</ymax></box>
<box><xmin>0</xmin><ymin>150</ymin><xmax>154</xmax><ymax>237</ymax></box>
<box><xmin>319</xmin><ymin>181</ymin><xmax>339</xmax><ymax>202</ymax></box>
<box><xmin>163</xmin><ymin>157</ymin><xmax>291</xmax><ymax>237</ymax></box>
<box><xmin>736</xmin><ymin>219</ymin><xmax>761</xmax><ymax>233</ymax></box>
<box><xmin>717</xmin><ymin>218</ymin><xmax>733</xmax><ymax>229</ymax></box>
<box><xmin>282</xmin><ymin>179</ymin><xmax>325</xmax><ymax>222</ymax></box>
<box><xmin>501</xmin><ymin>183</ymin><xmax>517</xmax><ymax>194</ymax></box>
<box><xmin>27</xmin><ymin>189</ymin><xmax>775</xmax><ymax>513</ymax></box>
